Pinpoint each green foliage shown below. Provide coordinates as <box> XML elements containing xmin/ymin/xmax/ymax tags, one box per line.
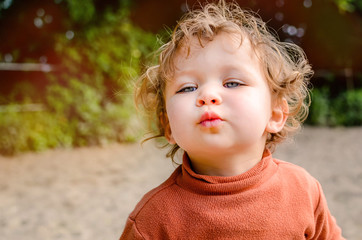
<box><xmin>44</xmin><ymin>9</ymin><xmax>157</xmax><ymax>148</ymax></box>
<box><xmin>332</xmin><ymin>89</ymin><xmax>362</xmax><ymax>125</ymax></box>
<box><xmin>65</xmin><ymin>0</ymin><xmax>95</xmax><ymax>24</ymax></box>
<box><xmin>0</xmin><ymin>8</ymin><xmax>158</xmax><ymax>155</ymax></box>
<box><xmin>63</xmin><ymin>0</ymin><xmax>132</xmax><ymax>25</ymax></box>
<box><xmin>307</xmin><ymin>88</ymin><xmax>362</xmax><ymax>126</ymax></box>
<box><xmin>45</xmin><ymin>79</ymin><xmax>134</xmax><ymax>147</ymax></box>
<box><xmin>308</xmin><ymin>88</ymin><xmax>331</xmax><ymax>125</ymax></box>
<box><xmin>332</xmin><ymin>0</ymin><xmax>362</xmax><ymax>13</ymax></box>
<box><xmin>0</xmin><ymin>106</ymin><xmax>73</xmax><ymax>155</ymax></box>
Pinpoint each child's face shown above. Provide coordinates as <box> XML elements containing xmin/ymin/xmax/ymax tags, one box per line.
<box><xmin>164</xmin><ymin>33</ymin><xmax>285</xmax><ymax>162</ymax></box>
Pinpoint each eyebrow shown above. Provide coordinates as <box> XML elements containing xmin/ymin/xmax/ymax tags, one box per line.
<box><xmin>173</xmin><ymin>69</ymin><xmax>201</xmax><ymax>79</ymax></box>
<box><xmin>220</xmin><ymin>65</ymin><xmax>253</xmax><ymax>77</ymax></box>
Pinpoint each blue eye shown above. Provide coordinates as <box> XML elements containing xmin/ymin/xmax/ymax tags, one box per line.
<box><xmin>176</xmin><ymin>86</ymin><xmax>197</xmax><ymax>93</ymax></box>
<box><xmin>224</xmin><ymin>81</ymin><xmax>242</xmax><ymax>88</ymax></box>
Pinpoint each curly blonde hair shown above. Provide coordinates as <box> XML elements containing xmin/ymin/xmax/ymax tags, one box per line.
<box><xmin>136</xmin><ymin>0</ymin><xmax>313</xmax><ymax>159</ymax></box>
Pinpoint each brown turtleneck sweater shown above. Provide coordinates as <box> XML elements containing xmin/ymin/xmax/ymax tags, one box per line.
<box><xmin>120</xmin><ymin>150</ymin><xmax>344</xmax><ymax>239</ymax></box>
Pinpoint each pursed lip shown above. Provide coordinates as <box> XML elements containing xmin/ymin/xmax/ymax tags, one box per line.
<box><xmin>199</xmin><ymin>111</ymin><xmax>223</xmax><ymax>124</ymax></box>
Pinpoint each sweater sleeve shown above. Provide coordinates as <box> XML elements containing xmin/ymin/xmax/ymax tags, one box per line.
<box><xmin>119</xmin><ymin>217</ymin><xmax>144</xmax><ymax>240</ymax></box>
<box><xmin>311</xmin><ymin>181</ymin><xmax>345</xmax><ymax>240</ymax></box>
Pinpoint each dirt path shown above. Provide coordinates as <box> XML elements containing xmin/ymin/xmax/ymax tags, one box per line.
<box><xmin>0</xmin><ymin>127</ymin><xmax>361</xmax><ymax>240</ymax></box>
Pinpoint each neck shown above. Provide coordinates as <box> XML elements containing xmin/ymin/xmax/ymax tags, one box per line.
<box><xmin>187</xmin><ymin>145</ymin><xmax>266</xmax><ymax>177</ymax></box>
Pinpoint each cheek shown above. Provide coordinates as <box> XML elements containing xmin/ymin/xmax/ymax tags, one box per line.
<box><xmin>229</xmin><ymin>90</ymin><xmax>272</xmax><ymax>124</ymax></box>
<box><xmin>165</xmin><ymin>99</ymin><xmax>178</xmax><ymax>122</ymax></box>
<box><xmin>166</xmin><ymin>99</ymin><xmax>187</xmax><ymax>133</ymax></box>
<box><xmin>166</xmin><ymin>96</ymin><xmax>197</xmax><ymax>146</ymax></box>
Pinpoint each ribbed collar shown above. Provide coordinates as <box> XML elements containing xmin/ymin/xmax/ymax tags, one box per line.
<box><xmin>176</xmin><ymin>150</ymin><xmax>277</xmax><ymax>195</ymax></box>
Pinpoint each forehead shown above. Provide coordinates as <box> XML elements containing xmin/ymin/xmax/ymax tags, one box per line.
<box><xmin>176</xmin><ymin>32</ymin><xmax>250</xmax><ymax>58</ymax></box>
<box><xmin>172</xmin><ymin>32</ymin><xmax>258</xmax><ymax>73</ymax></box>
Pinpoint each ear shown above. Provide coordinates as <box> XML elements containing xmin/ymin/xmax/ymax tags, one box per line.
<box><xmin>160</xmin><ymin>112</ymin><xmax>176</xmax><ymax>144</ymax></box>
<box><xmin>164</xmin><ymin>123</ymin><xmax>176</xmax><ymax>144</ymax></box>
<box><xmin>266</xmin><ymin>98</ymin><xmax>289</xmax><ymax>133</ymax></box>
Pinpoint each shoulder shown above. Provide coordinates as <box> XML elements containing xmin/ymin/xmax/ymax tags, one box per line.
<box><xmin>125</xmin><ymin>166</ymin><xmax>185</xmax><ymax>238</ymax></box>
<box><xmin>128</xmin><ymin>166</ymin><xmax>182</xmax><ymax>221</ymax></box>
<box><xmin>272</xmin><ymin>158</ymin><xmax>322</xmax><ymax>199</ymax></box>
<box><xmin>271</xmin><ymin>158</ymin><xmax>344</xmax><ymax>239</ymax></box>
<box><xmin>273</xmin><ymin>158</ymin><xmax>316</xmax><ymax>182</ymax></box>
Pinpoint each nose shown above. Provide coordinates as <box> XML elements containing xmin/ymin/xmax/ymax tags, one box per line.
<box><xmin>196</xmin><ymin>88</ymin><xmax>222</xmax><ymax>107</ymax></box>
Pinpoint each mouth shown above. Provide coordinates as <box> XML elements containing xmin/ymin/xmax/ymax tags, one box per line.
<box><xmin>199</xmin><ymin>112</ymin><xmax>223</xmax><ymax>128</ymax></box>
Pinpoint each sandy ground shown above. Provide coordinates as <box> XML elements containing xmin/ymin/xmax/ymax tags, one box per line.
<box><xmin>0</xmin><ymin>126</ymin><xmax>361</xmax><ymax>240</ymax></box>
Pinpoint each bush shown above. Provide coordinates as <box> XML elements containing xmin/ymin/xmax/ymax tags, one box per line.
<box><xmin>307</xmin><ymin>88</ymin><xmax>362</xmax><ymax>126</ymax></box>
<box><xmin>0</xmin><ymin>9</ymin><xmax>158</xmax><ymax>155</ymax></box>
<box><xmin>308</xmin><ymin>88</ymin><xmax>331</xmax><ymax>125</ymax></box>
<box><xmin>43</xmin><ymin>9</ymin><xmax>158</xmax><ymax>147</ymax></box>
<box><xmin>0</xmin><ymin>106</ymin><xmax>73</xmax><ymax>155</ymax></box>
<box><xmin>332</xmin><ymin>89</ymin><xmax>362</xmax><ymax>126</ymax></box>
<box><xmin>46</xmin><ymin>79</ymin><xmax>133</xmax><ymax>147</ymax></box>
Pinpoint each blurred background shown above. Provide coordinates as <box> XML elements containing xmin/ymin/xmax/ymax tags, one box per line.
<box><xmin>0</xmin><ymin>1</ymin><xmax>362</xmax><ymax>240</ymax></box>
<box><xmin>0</xmin><ymin>0</ymin><xmax>361</xmax><ymax>156</ymax></box>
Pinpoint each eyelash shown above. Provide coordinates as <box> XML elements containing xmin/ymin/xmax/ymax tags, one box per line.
<box><xmin>176</xmin><ymin>80</ymin><xmax>244</xmax><ymax>93</ymax></box>
<box><xmin>224</xmin><ymin>79</ymin><xmax>245</xmax><ymax>88</ymax></box>
<box><xmin>224</xmin><ymin>81</ymin><xmax>241</xmax><ymax>88</ymax></box>
<box><xmin>176</xmin><ymin>86</ymin><xmax>197</xmax><ymax>93</ymax></box>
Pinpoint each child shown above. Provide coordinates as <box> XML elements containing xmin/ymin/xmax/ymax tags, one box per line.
<box><xmin>120</xmin><ymin>1</ymin><xmax>344</xmax><ymax>239</ymax></box>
